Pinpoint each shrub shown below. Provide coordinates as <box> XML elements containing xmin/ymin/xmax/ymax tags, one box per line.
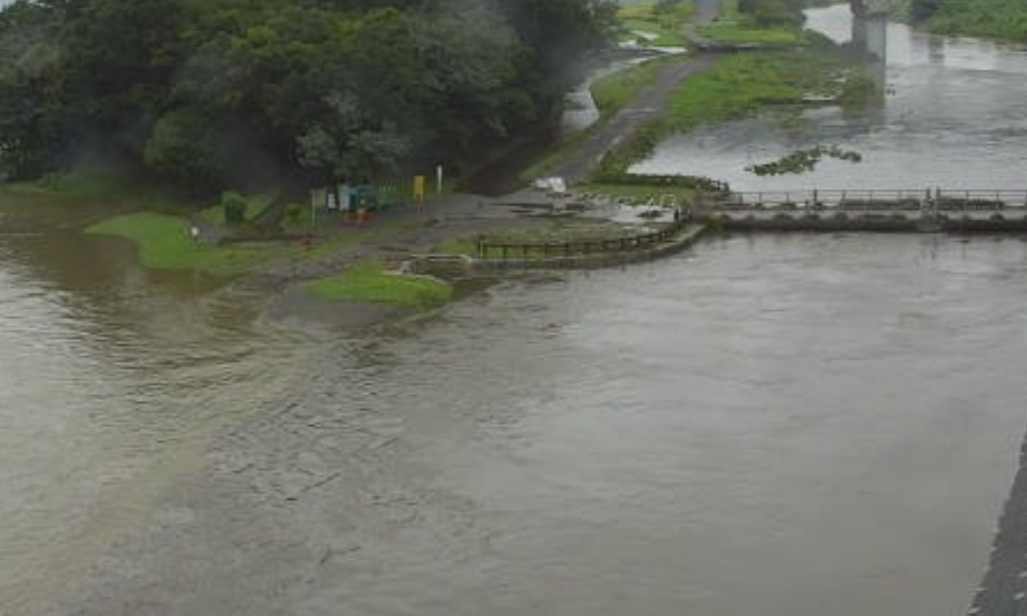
<box><xmin>222</xmin><ymin>191</ymin><xmax>249</xmax><ymax>224</ymax></box>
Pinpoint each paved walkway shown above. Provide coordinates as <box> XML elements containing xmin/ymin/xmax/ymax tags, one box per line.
<box><xmin>548</xmin><ymin>53</ymin><xmax>721</xmax><ymax>185</ymax></box>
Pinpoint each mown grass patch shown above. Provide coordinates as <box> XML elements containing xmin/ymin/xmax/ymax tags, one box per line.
<box><xmin>303</xmin><ymin>260</ymin><xmax>452</xmax><ymax>309</ymax></box>
<box><xmin>664</xmin><ymin>51</ymin><xmax>844</xmax><ymax>131</ymax></box>
<box><xmin>86</xmin><ymin>212</ymin><xmax>266</xmax><ymax>276</ymax></box>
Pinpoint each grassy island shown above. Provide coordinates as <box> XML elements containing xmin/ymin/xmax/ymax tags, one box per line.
<box><xmin>895</xmin><ymin>0</ymin><xmax>1027</xmax><ymax>42</ymax></box>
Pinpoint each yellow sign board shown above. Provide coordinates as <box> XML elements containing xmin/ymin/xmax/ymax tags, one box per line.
<box><xmin>413</xmin><ymin>175</ymin><xmax>426</xmax><ymax>202</ymax></box>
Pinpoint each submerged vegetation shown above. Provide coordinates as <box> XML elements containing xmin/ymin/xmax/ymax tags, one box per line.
<box><xmin>746</xmin><ymin>145</ymin><xmax>863</xmax><ymax>176</ymax></box>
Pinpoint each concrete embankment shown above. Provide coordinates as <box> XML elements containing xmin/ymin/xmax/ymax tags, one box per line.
<box><xmin>967</xmin><ymin>423</ymin><xmax>1027</xmax><ymax>616</ymax></box>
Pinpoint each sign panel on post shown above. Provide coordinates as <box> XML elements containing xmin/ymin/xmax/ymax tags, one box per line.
<box><xmin>413</xmin><ymin>175</ymin><xmax>426</xmax><ymax>202</ymax></box>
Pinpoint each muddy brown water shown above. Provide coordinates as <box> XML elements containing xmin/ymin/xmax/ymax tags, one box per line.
<box><xmin>3</xmin><ymin>194</ymin><xmax>1027</xmax><ymax>616</ymax></box>
<box><xmin>5</xmin><ymin>6</ymin><xmax>1027</xmax><ymax>613</ymax></box>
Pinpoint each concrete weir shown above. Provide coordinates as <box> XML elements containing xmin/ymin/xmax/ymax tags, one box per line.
<box><xmin>718</xmin><ymin>213</ymin><xmax>1027</xmax><ymax>234</ymax></box>
<box><xmin>968</xmin><ymin>426</ymin><xmax>1027</xmax><ymax>616</ymax></box>
<box><xmin>701</xmin><ymin>189</ymin><xmax>1027</xmax><ymax>234</ymax></box>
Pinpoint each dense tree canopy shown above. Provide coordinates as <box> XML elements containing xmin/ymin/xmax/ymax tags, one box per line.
<box><xmin>0</xmin><ymin>0</ymin><xmax>616</xmax><ymax>192</ymax></box>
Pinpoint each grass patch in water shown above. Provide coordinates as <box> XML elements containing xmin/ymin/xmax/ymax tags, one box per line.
<box><xmin>86</xmin><ymin>212</ymin><xmax>266</xmax><ymax>276</ymax></box>
<box><xmin>303</xmin><ymin>260</ymin><xmax>453</xmax><ymax>309</ymax></box>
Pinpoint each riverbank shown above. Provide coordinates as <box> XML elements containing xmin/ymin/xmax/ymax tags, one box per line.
<box><xmin>593</xmin><ymin>38</ymin><xmax>877</xmax><ymax>182</ymax></box>
<box><xmin>1</xmin><ymin>6</ymin><xmax>885</xmax><ymax>333</ymax></box>
<box><xmin>30</xmin><ymin>178</ymin><xmax>697</xmax><ymax>331</ymax></box>
<box><xmin>892</xmin><ymin>0</ymin><xmax>1027</xmax><ymax>42</ymax></box>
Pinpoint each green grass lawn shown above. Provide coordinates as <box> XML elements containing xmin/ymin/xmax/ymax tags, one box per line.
<box><xmin>302</xmin><ymin>260</ymin><xmax>452</xmax><ymax>309</ymax></box>
<box><xmin>697</xmin><ymin>21</ymin><xmax>804</xmax><ymax>45</ymax></box>
<box><xmin>86</xmin><ymin>212</ymin><xmax>267</xmax><ymax>276</ymax></box>
<box><xmin>664</xmin><ymin>51</ymin><xmax>843</xmax><ymax>131</ymax></box>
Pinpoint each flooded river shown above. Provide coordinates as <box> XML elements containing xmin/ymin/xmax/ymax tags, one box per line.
<box><xmin>4</xmin><ymin>198</ymin><xmax>1027</xmax><ymax>615</ymax></box>
<box><xmin>634</xmin><ymin>5</ymin><xmax>1027</xmax><ymax>191</ymax></box>
<box><xmin>4</xmin><ymin>7</ymin><xmax>1027</xmax><ymax>616</ymax></box>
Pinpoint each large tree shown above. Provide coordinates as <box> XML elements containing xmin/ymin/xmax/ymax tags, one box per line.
<box><xmin>0</xmin><ymin>0</ymin><xmax>617</xmax><ymax>191</ymax></box>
